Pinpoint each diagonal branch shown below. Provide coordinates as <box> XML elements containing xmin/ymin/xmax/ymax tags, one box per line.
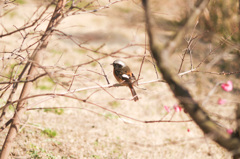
<box><xmin>0</xmin><ymin>3</ymin><xmax>52</xmax><ymax>38</ymax></box>
<box><xmin>142</xmin><ymin>0</ymin><xmax>240</xmax><ymax>156</ymax></box>
<box><xmin>0</xmin><ymin>0</ymin><xmax>67</xmax><ymax>158</ymax></box>
<box><xmin>0</xmin><ymin>1</ymin><xmax>52</xmax><ymax>129</ymax></box>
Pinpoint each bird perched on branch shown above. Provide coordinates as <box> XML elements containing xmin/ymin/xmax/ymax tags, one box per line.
<box><xmin>111</xmin><ymin>59</ymin><xmax>139</xmax><ymax>101</ymax></box>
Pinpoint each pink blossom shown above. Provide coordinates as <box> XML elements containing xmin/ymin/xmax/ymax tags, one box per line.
<box><xmin>226</xmin><ymin>129</ymin><xmax>233</xmax><ymax>134</ymax></box>
<box><xmin>187</xmin><ymin>128</ymin><xmax>190</xmax><ymax>132</ymax></box>
<box><xmin>218</xmin><ymin>98</ymin><xmax>227</xmax><ymax>105</ymax></box>
<box><xmin>173</xmin><ymin>105</ymin><xmax>182</xmax><ymax>112</ymax></box>
<box><xmin>164</xmin><ymin>105</ymin><xmax>171</xmax><ymax>113</ymax></box>
<box><xmin>221</xmin><ymin>81</ymin><xmax>233</xmax><ymax>92</ymax></box>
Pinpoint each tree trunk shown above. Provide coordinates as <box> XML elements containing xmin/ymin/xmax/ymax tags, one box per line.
<box><xmin>142</xmin><ymin>0</ymin><xmax>240</xmax><ymax>157</ymax></box>
<box><xmin>0</xmin><ymin>0</ymin><xmax>66</xmax><ymax>158</ymax></box>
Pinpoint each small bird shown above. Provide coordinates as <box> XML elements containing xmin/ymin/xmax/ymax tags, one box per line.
<box><xmin>111</xmin><ymin>59</ymin><xmax>139</xmax><ymax>101</ymax></box>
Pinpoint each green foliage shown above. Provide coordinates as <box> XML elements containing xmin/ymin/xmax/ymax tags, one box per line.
<box><xmin>104</xmin><ymin>113</ymin><xmax>118</xmax><ymax>119</ymax></box>
<box><xmin>41</xmin><ymin>128</ymin><xmax>57</xmax><ymax>138</ymax></box>
<box><xmin>28</xmin><ymin>144</ymin><xmax>42</xmax><ymax>159</ymax></box>
<box><xmin>49</xmin><ymin>48</ymin><xmax>62</xmax><ymax>55</ymax></box>
<box><xmin>54</xmin><ymin>108</ymin><xmax>64</xmax><ymax>115</ymax></box>
<box><xmin>117</xmin><ymin>7</ymin><xmax>131</xmax><ymax>13</ymax></box>
<box><xmin>46</xmin><ymin>153</ymin><xmax>56</xmax><ymax>159</ymax></box>
<box><xmin>65</xmin><ymin>0</ymin><xmax>96</xmax><ymax>10</ymax></box>
<box><xmin>94</xmin><ymin>139</ymin><xmax>99</xmax><ymax>146</ymax></box>
<box><xmin>91</xmin><ymin>61</ymin><xmax>97</xmax><ymax>67</ymax></box>
<box><xmin>74</xmin><ymin>48</ymin><xmax>88</xmax><ymax>54</ymax></box>
<box><xmin>8</xmin><ymin>11</ymin><xmax>17</xmax><ymax>18</ymax></box>
<box><xmin>38</xmin><ymin>85</ymin><xmax>51</xmax><ymax>90</ymax></box>
<box><xmin>8</xmin><ymin>105</ymin><xmax>15</xmax><ymax>112</ymax></box>
<box><xmin>108</xmin><ymin>101</ymin><xmax>120</xmax><ymax>108</ymax></box>
<box><xmin>14</xmin><ymin>0</ymin><xmax>26</xmax><ymax>4</ymax></box>
<box><xmin>91</xmin><ymin>155</ymin><xmax>100</xmax><ymax>159</ymax></box>
<box><xmin>28</xmin><ymin>144</ymin><xmax>57</xmax><ymax>158</ymax></box>
<box><xmin>36</xmin><ymin>77</ymin><xmax>55</xmax><ymax>90</ymax></box>
<box><xmin>29</xmin><ymin>149</ymin><xmax>41</xmax><ymax>159</ymax></box>
<box><xmin>104</xmin><ymin>113</ymin><xmax>113</xmax><ymax>119</ymax></box>
<box><xmin>44</xmin><ymin>108</ymin><xmax>64</xmax><ymax>115</ymax></box>
<box><xmin>1</xmin><ymin>63</ymin><xmax>24</xmax><ymax>79</ymax></box>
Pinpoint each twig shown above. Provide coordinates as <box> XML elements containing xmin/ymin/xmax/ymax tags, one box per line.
<box><xmin>0</xmin><ymin>3</ymin><xmax>52</xmax><ymax>38</ymax></box>
<box><xmin>178</xmin><ymin>34</ymin><xmax>199</xmax><ymax>74</ymax></box>
<box><xmin>83</xmin><ymin>90</ymin><xmax>101</xmax><ymax>102</ymax></box>
<box><xmin>0</xmin><ymin>0</ymin><xmax>67</xmax><ymax>158</ymax></box>
<box><xmin>66</xmin><ymin>0</ymin><xmax>127</xmax><ymax>15</ymax></box>
<box><xmin>14</xmin><ymin>79</ymin><xmax>160</xmax><ymax>102</ymax></box>
<box><xmin>87</xmin><ymin>55</ymin><xmax>110</xmax><ymax>84</ymax></box>
<box><xmin>202</xmin><ymin>82</ymin><xmax>222</xmax><ymax>106</ymax></box>
<box><xmin>137</xmin><ymin>31</ymin><xmax>148</xmax><ymax>81</ymax></box>
<box><xmin>0</xmin><ymin>119</ymin><xmax>13</xmax><ymax>133</ymax></box>
<box><xmin>0</xmin><ymin>79</ymin><xmax>166</xmax><ymax>111</ymax></box>
<box><xmin>193</xmin><ymin>71</ymin><xmax>240</xmax><ymax>75</ymax></box>
<box><xmin>0</xmin><ymin>73</ymin><xmax>47</xmax><ymax>85</ymax></box>
<box><xmin>68</xmin><ymin>66</ymin><xmax>80</xmax><ymax>91</ymax></box>
<box><xmin>178</xmin><ymin>68</ymin><xmax>197</xmax><ymax>76</ymax></box>
<box><xmin>178</xmin><ymin>50</ymin><xmax>187</xmax><ymax>74</ymax></box>
<box><xmin>142</xmin><ymin>0</ymin><xmax>240</xmax><ymax>155</ymax></box>
<box><xmin>27</xmin><ymin>106</ymin><xmax>192</xmax><ymax>124</ymax></box>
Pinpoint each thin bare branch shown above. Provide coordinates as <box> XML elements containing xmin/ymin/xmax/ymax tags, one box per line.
<box><xmin>0</xmin><ymin>0</ymin><xmax>67</xmax><ymax>158</ymax></box>
<box><xmin>142</xmin><ymin>0</ymin><xmax>240</xmax><ymax>155</ymax></box>
<box><xmin>0</xmin><ymin>3</ymin><xmax>52</xmax><ymax>38</ymax></box>
<box><xmin>26</xmin><ymin>106</ymin><xmax>192</xmax><ymax>124</ymax></box>
<box><xmin>0</xmin><ymin>119</ymin><xmax>13</xmax><ymax>133</ymax></box>
<box><xmin>87</xmin><ymin>55</ymin><xmax>110</xmax><ymax>84</ymax></box>
<box><xmin>0</xmin><ymin>78</ymin><xmax>166</xmax><ymax>111</ymax></box>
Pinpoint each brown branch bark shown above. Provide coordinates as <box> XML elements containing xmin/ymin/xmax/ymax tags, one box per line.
<box><xmin>239</xmin><ymin>0</ymin><xmax>240</xmax><ymax>36</ymax></box>
<box><xmin>0</xmin><ymin>0</ymin><xmax>66</xmax><ymax>158</ymax></box>
<box><xmin>0</xmin><ymin>3</ymin><xmax>52</xmax><ymax>38</ymax></box>
<box><xmin>0</xmin><ymin>1</ymin><xmax>51</xmax><ymax>130</ymax></box>
<box><xmin>236</xmin><ymin>104</ymin><xmax>240</xmax><ymax>137</ymax></box>
<box><xmin>0</xmin><ymin>119</ymin><xmax>12</xmax><ymax>133</ymax></box>
<box><xmin>235</xmin><ymin>103</ymin><xmax>240</xmax><ymax>159</ymax></box>
<box><xmin>142</xmin><ymin>0</ymin><xmax>240</xmax><ymax>157</ymax></box>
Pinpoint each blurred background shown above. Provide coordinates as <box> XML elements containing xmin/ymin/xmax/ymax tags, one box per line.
<box><xmin>0</xmin><ymin>0</ymin><xmax>239</xmax><ymax>158</ymax></box>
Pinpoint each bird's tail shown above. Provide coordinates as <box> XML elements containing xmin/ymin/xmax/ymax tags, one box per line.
<box><xmin>129</xmin><ymin>85</ymin><xmax>139</xmax><ymax>101</ymax></box>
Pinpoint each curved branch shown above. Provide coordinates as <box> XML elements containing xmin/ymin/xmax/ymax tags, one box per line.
<box><xmin>0</xmin><ymin>79</ymin><xmax>166</xmax><ymax>111</ymax></box>
<box><xmin>142</xmin><ymin>0</ymin><xmax>240</xmax><ymax>155</ymax></box>
<box><xmin>0</xmin><ymin>3</ymin><xmax>52</xmax><ymax>38</ymax></box>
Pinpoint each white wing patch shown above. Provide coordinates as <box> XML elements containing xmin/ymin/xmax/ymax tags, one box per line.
<box><xmin>122</xmin><ymin>74</ymin><xmax>130</xmax><ymax>79</ymax></box>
